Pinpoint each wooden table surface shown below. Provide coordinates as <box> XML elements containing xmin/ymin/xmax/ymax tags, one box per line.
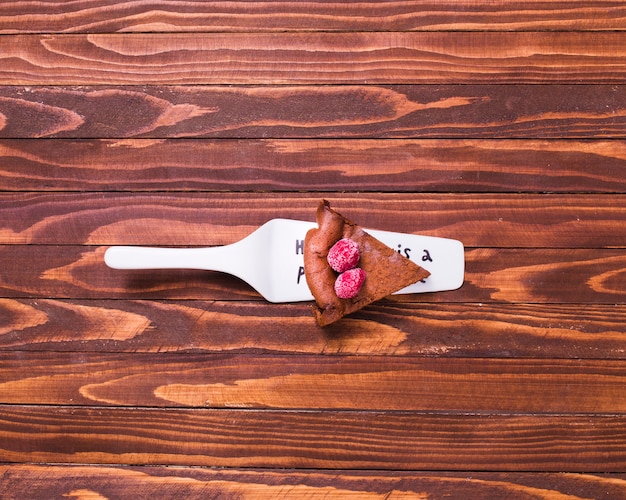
<box><xmin>2</xmin><ymin>2</ymin><xmax>626</xmax><ymax>498</ymax></box>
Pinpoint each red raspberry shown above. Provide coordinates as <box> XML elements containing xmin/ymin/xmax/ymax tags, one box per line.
<box><xmin>334</xmin><ymin>268</ymin><xmax>366</xmax><ymax>299</ymax></box>
<box><xmin>327</xmin><ymin>238</ymin><xmax>360</xmax><ymax>273</ymax></box>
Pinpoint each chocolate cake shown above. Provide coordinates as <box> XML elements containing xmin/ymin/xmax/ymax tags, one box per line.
<box><xmin>304</xmin><ymin>200</ymin><xmax>430</xmax><ymax>326</ymax></box>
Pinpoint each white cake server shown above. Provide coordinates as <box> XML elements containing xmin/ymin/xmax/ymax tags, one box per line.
<box><xmin>104</xmin><ymin>218</ymin><xmax>464</xmax><ymax>303</ymax></box>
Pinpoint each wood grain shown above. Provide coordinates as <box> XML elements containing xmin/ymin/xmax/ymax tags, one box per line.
<box><xmin>1</xmin><ymin>245</ymin><xmax>624</xmax><ymax>303</ymax></box>
<box><xmin>3</xmin><ymin>352</ymin><xmax>626</xmax><ymax>412</ymax></box>
<box><xmin>2</xmin><ymin>85</ymin><xmax>626</xmax><ymax>138</ymax></box>
<box><xmin>2</xmin><ymin>1</ymin><xmax>626</xmax><ymax>33</ymax></box>
<box><xmin>3</xmin><ymin>299</ymin><xmax>626</xmax><ymax>359</ymax></box>
<box><xmin>2</xmin><ymin>0</ymin><xmax>625</xmax><ymax>484</ymax></box>
<box><xmin>3</xmin><ymin>138</ymin><xmax>626</xmax><ymax>193</ymax></box>
<box><xmin>2</xmin><ymin>33</ymin><xmax>626</xmax><ymax>85</ymax></box>
<box><xmin>3</xmin><ymin>465</ymin><xmax>626</xmax><ymax>500</ymax></box>
<box><xmin>1</xmin><ymin>193</ymin><xmax>625</xmax><ymax>248</ymax></box>
<box><xmin>1</xmin><ymin>407</ymin><xmax>626</xmax><ymax>470</ymax></box>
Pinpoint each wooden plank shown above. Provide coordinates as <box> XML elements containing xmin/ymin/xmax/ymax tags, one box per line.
<box><xmin>1</xmin><ymin>407</ymin><xmax>625</xmax><ymax>470</ymax></box>
<box><xmin>2</xmin><ymin>1</ymin><xmax>626</xmax><ymax>33</ymax></box>
<box><xmin>3</xmin><ymin>139</ymin><xmax>626</xmax><ymax>193</ymax></box>
<box><xmin>0</xmin><ymin>245</ymin><xmax>624</xmax><ymax>303</ymax></box>
<box><xmin>2</xmin><ymin>85</ymin><xmax>626</xmax><ymax>138</ymax></box>
<box><xmin>0</xmin><ymin>137</ymin><xmax>625</xmax><ymax>192</ymax></box>
<box><xmin>1</xmin><ymin>33</ymin><xmax>626</xmax><ymax>85</ymax></box>
<box><xmin>3</xmin><ymin>299</ymin><xmax>626</xmax><ymax>359</ymax></box>
<box><xmin>3</xmin><ymin>352</ymin><xmax>626</xmax><ymax>412</ymax></box>
<box><xmin>3</xmin><ymin>465</ymin><xmax>626</xmax><ymax>500</ymax></box>
<box><xmin>2</xmin><ymin>193</ymin><xmax>626</xmax><ymax>248</ymax></box>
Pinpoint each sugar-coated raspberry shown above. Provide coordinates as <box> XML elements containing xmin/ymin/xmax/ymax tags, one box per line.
<box><xmin>327</xmin><ymin>238</ymin><xmax>360</xmax><ymax>273</ymax></box>
<box><xmin>334</xmin><ymin>268</ymin><xmax>366</xmax><ymax>299</ymax></box>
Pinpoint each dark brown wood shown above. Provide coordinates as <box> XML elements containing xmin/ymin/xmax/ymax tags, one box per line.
<box><xmin>3</xmin><ymin>299</ymin><xmax>626</xmax><ymax>359</ymax></box>
<box><xmin>3</xmin><ymin>465</ymin><xmax>626</xmax><ymax>500</ymax></box>
<box><xmin>0</xmin><ymin>245</ymin><xmax>624</xmax><ymax>303</ymax></box>
<box><xmin>2</xmin><ymin>33</ymin><xmax>626</xmax><ymax>85</ymax></box>
<box><xmin>2</xmin><ymin>85</ymin><xmax>626</xmax><ymax>138</ymax></box>
<box><xmin>2</xmin><ymin>193</ymin><xmax>626</xmax><ymax>247</ymax></box>
<box><xmin>3</xmin><ymin>0</ymin><xmax>625</xmax><ymax>487</ymax></box>
<box><xmin>1</xmin><ymin>407</ymin><xmax>626</xmax><ymax>471</ymax></box>
<box><xmin>2</xmin><ymin>1</ymin><xmax>626</xmax><ymax>33</ymax></box>
<box><xmin>3</xmin><ymin>352</ymin><xmax>626</xmax><ymax>413</ymax></box>
<box><xmin>2</xmin><ymin>138</ymin><xmax>626</xmax><ymax>193</ymax></box>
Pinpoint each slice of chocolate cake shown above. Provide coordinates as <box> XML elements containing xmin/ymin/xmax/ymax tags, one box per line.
<box><xmin>304</xmin><ymin>200</ymin><xmax>430</xmax><ymax>326</ymax></box>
